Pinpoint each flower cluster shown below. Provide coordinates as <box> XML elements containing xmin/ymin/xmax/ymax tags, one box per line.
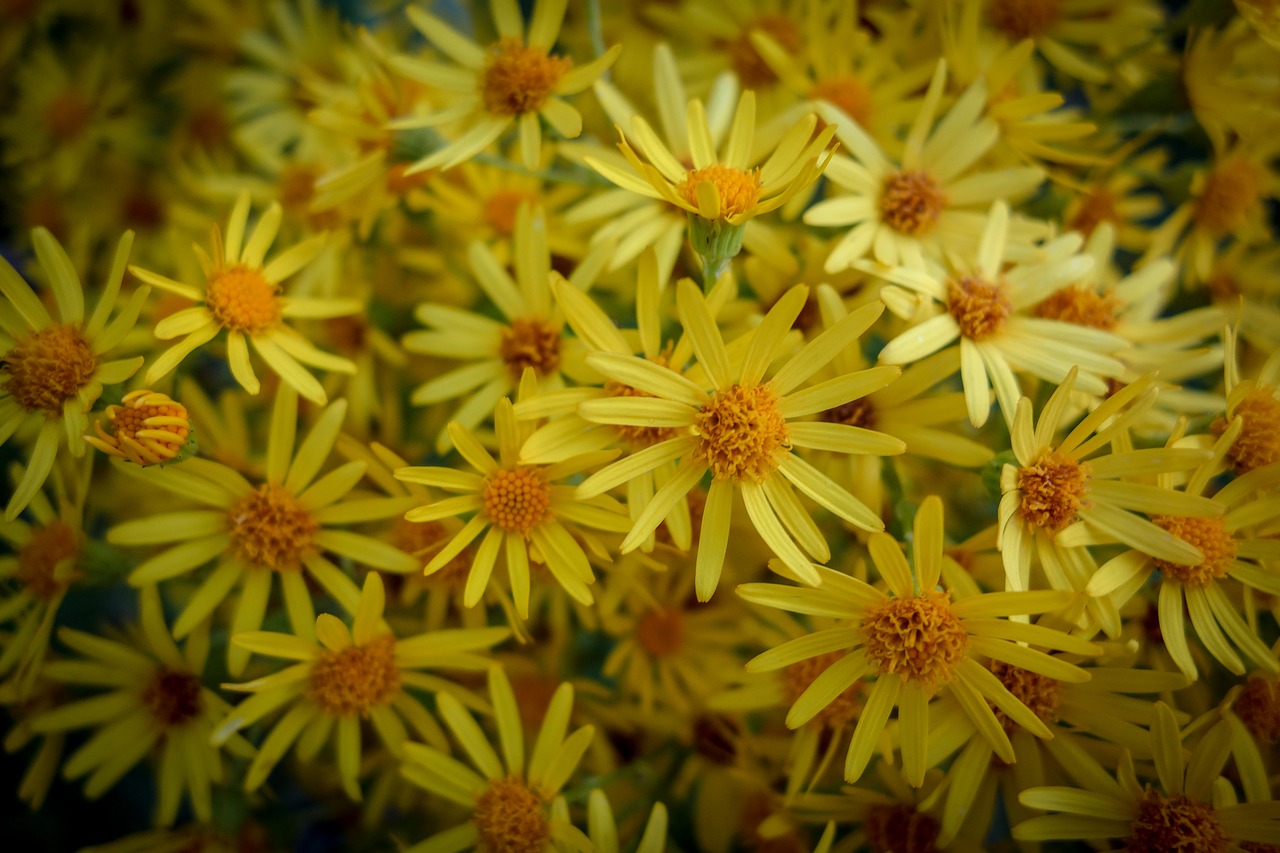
<box><xmin>2</xmin><ymin>1</ymin><xmax>1280</xmax><ymax>851</ymax></box>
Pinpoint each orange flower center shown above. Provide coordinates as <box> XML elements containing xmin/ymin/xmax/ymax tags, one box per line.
<box><xmin>947</xmin><ymin>276</ymin><xmax>1011</xmax><ymax>341</ymax></box>
<box><xmin>206</xmin><ymin>265</ymin><xmax>281</xmax><ymax>334</ymax></box>
<box><xmin>637</xmin><ymin>608</ymin><xmax>686</xmax><ymax>657</ymax></box>
<box><xmin>1194</xmin><ymin>156</ymin><xmax>1263</xmax><ymax>237</ymax></box>
<box><xmin>988</xmin><ymin>0</ymin><xmax>1063</xmax><ymax>39</ymax></box>
<box><xmin>864</xmin><ymin>803</ymin><xmax>942</xmax><ymax>853</ymax></box>
<box><xmin>44</xmin><ymin>90</ymin><xmax>91</xmax><ymax>140</ymax></box>
<box><xmin>499</xmin><ymin>317</ymin><xmax>561</xmax><ymax>381</ymax></box>
<box><xmin>879</xmin><ymin>170</ymin><xmax>946</xmax><ymax>237</ymax></box>
<box><xmin>821</xmin><ymin>397</ymin><xmax>878</xmax><ymax>429</ymax></box>
<box><xmin>694</xmin><ymin>383</ymin><xmax>791</xmax><ymax>483</ymax></box>
<box><xmin>1016</xmin><ymin>452</ymin><xmax>1090</xmax><ymax>532</ymax></box>
<box><xmin>3</xmin><ymin>323</ymin><xmax>97</xmax><ymax>415</ymax></box>
<box><xmin>479</xmin><ymin>38</ymin><xmax>572</xmax><ymax>116</ymax></box>
<box><xmin>987</xmin><ymin>660</ymin><xmax>1060</xmax><ymax>734</ymax></box>
<box><xmin>1034</xmin><ymin>286</ymin><xmax>1121</xmax><ymax>330</ymax></box>
<box><xmin>484</xmin><ymin>190</ymin><xmax>535</xmax><ymax>234</ymax></box>
<box><xmin>308</xmin><ymin>634</ymin><xmax>401</xmax><ymax>717</ymax></box>
<box><xmin>93</xmin><ymin>390</ymin><xmax>191</xmax><ymax>466</ymax></box>
<box><xmin>1233</xmin><ymin>677</ymin><xmax>1280</xmax><ymax>744</ymax></box>
<box><xmin>809</xmin><ymin>75</ymin><xmax>873</xmax><ymax>127</ymax></box>
<box><xmin>385</xmin><ymin>162</ymin><xmax>432</xmax><ymax>197</ymax></box>
<box><xmin>861</xmin><ymin>591</ymin><xmax>968</xmax><ymax>691</ymax></box>
<box><xmin>473</xmin><ymin>776</ymin><xmax>549</xmax><ymax>853</ymax></box>
<box><xmin>728</xmin><ymin>15</ymin><xmax>801</xmax><ymax>87</ymax></box>
<box><xmin>781</xmin><ymin>650</ymin><xmax>864</xmax><ymax>728</ymax></box>
<box><xmin>142</xmin><ymin>668</ymin><xmax>204</xmax><ymax>728</ymax></box>
<box><xmin>15</xmin><ymin>520</ymin><xmax>79</xmax><ymax>599</ymax></box>
<box><xmin>482</xmin><ymin>467</ymin><xmax>552</xmax><ymax>535</ymax></box>
<box><xmin>1214</xmin><ymin>386</ymin><xmax>1280</xmax><ymax>474</ymax></box>
<box><xmin>1151</xmin><ymin>515</ymin><xmax>1237</xmax><ymax>588</ymax></box>
<box><xmin>677</xmin><ymin>165</ymin><xmax>763</xmax><ymax>220</ymax></box>
<box><xmin>227</xmin><ymin>484</ymin><xmax>318</xmax><ymax>571</ymax></box>
<box><xmin>1129</xmin><ymin>789</ymin><xmax>1231</xmax><ymax>853</ymax></box>
<box><xmin>1069</xmin><ymin>186</ymin><xmax>1120</xmax><ymax>236</ymax></box>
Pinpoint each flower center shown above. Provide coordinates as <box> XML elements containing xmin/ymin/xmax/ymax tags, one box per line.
<box><xmin>988</xmin><ymin>0</ymin><xmax>1063</xmax><ymax>39</ymax></box>
<box><xmin>677</xmin><ymin>165</ymin><xmax>763</xmax><ymax>220</ymax></box>
<box><xmin>3</xmin><ymin>323</ymin><xmax>97</xmax><ymax>415</ymax></box>
<box><xmin>809</xmin><ymin>75</ymin><xmax>873</xmax><ymax>127</ymax></box>
<box><xmin>479</xmin><ymin>38</ymin><xmax>572</xmax><ymax>116</ymax></box>
<box><xmin>484</xmin><ymin>190</ymin><xmax>535</xmax><ymax>234</ymax></box>
<box><xmin>728</xmin><ymin>15</ymin><xmax>801</xmax><ymax>87</ymax></box>
<box><xmin>393</xmin><ymin>519</ymin><xmax>472</xmax><ymax>587</ymax></box>
<box><xmin>879</xmin><ymin>170</ymin><xmax>946</xmax><ymax>237</ymax></box>
<box><xmin>636</xmin><ymin>608</ymin><xmax>686</xmax><ymax>657</ymax></box>
<box><xmin>44</xmin><ymin>90</ymin><xmax>91</xmax><ymax>140</ymax></box>
<box><xmin>227</xmin><ymin>484</ymin><xmax>318</xmax><ymax>571</ymax></box>
<box><xmin>1016</xmin><ymin>452</ymin><xmax>1090</xmax><ymax>532</ymax></box>
<box><xmin>1129</xmin><ymin>789</ymin><xmax>1231</xmax><ymax>853</ymax></box>
<box><xmin>142</xmin><ymin>668</ymin><xmax>204</xmax><ymax>728</ymax></box>
<box><xmin>821</xmin><ymin>397</ymin><xmax>878</xmax><ymax>429</ymax></box>
<box><xmin>1194</xmin><ymin>157</ymin><xmax>1263</xmax><ymax>237</ymax></box>
<box><xmin>1034</xmin><ymin>286</ymin><xmax>1121</xmax><ymax>330</ymax></box>
<box><xmin>947</xmin><ymin>276</ymin><xmax>1011</xmax><ymax>341</ymax></box>
<box><xmin>308</xmin><ymin>633</ymin><xmax>400</xmax><ymax>717</ymax></box>
<box><xmin>91</xmin><ymin>389</ymin><xmax>191</xmax><ymax>466</ymax></box>
<box><xmin>987</xmin><ymin>661</ymin><xmax>1060</xmax><ymax>734</ymax></box>
<box><xmin>1233</xmin><ymin>677</ymin><xmax>1280</xmax><ymax>744</ymax></box>
<box><xmin>1151</xmin><ymin>516</ymin><xmax>1237</xmax><ymax>588</ymax></box>
<box><xmin>15</xmin><ymin>520</ymin><xmax>79</xmax><ymax>599</ymax></box>
<box><xmin>474</xmin><ymin>776</ymin><xmax>549</xmax><ymax>853</ymax></box>
<box><xmin>482</xmin><ymin>467</ymin><xmax>552</xmax><ymax>535</ymax></box>
<box><xmin>693</xmin><ymin>383</ymin><xmax>791</xmax><ymax>483</ymax></box>
<box><xmin>1069</xmin><ymin>186</ymin><xmax>1119</xmax><ymax>236</ymax></box>
<box><xmin>206</xmin><ymin>265</ymin><xmax>281</xmax><ymax>334</ymax></box>
<box><xmin>862</xmin><ymin>591</ymin><xmax>969</xmax><ymax>692</ymax></box>
<box><xmin>692</xmin><ymin>713</ymin><xmax>740</xmax><ymax>765</ymax></box>
<box><xmin>865</xmin><ymin>803</ymin><xmax>942</xmax><ymax>853</ymax></box>
<box><xmin>499</xmin><ymin>317</ymin><xmax>561</xmax><ymax>381</ymax></box>
<box><xmin>1214</xmin><ymin>386</ymin><xmax>1280</xmax><ymax>473</ymax></box>
<box><xmin>385</xmin><ymin>162</ymin><xmax>431</xmax><ymax>197</ymax></box>
<box><xmin>781</xmin><ymin>650</ymin><xmax>863</xmax><ymax>728</ymax></box>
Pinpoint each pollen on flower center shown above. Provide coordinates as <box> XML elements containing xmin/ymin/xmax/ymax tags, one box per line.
<box><xmin>482</xmin><ymin>467</ymin><xmax>552</xmax><ymax>535</ymax></box>
<box><xmin>308</xmin><ymin>634</ymin><xmax>400</xmax><ymax>716</ymax></box>
<box><xmin>782</xmin><ymin>650</ymin><xmax>864</xmax><ymax>728</ymax></box>
<box><xmin>988</xmin><ymin>0</ymin><xmax>1063</xmax><ymax>39</ymax></box>
<box><xmin>862</xmin><ymin>591</ymin><xmax>968</xmax><ymax>691</ymax></box>
<box><xmin>473</xmin><ymin>776</ymin><xmax>549</xmax><ymax>853</ymax></box>
<box><xmin>3</xmin><ymin>323</ymin><xmax>98</xmax><ymax>415</ymax></box>
<box><xmin>479</xmin><ymin>38</ymin><xmax>572</xmax><ymax>116</ymax></box>
<box><xmin>206</xmin><ymin>265</ymin><xmax>282</xmax><ymax>334</ymax></box>
<box><xmin>728</xmin><ymin>15</ymin><xmax>801</xmax><ymax>87</ymax></box>
<box><xmin>1128</xmin><ymin>789</ymin><xmax>1231</xmax><ymax>853</ymax></box>
<box><xmin>499</xmin><ymin>317</ymin><xmax>561</xmax><ymax>381</ymax></box>
<box><xmin>1233</xmin><ymin>677</ymin><xmax>1280</xmax><ymax>743</ymax></box>
<box><xmin>947</xmin><ymin>276</ymin><xmax>1011</xmax><ymax>341</ymax></box>
<box><xmin>1214</xmin><ymin>386</ymin><xmax>1280</xmax><ymax>473</ymax></box>
<box><xmin>809</xmin><ymin>75</ymin><xmax>873</xmax><ymax>127</ymax></box>
<box><xmin>1151</xmin><ymin>515</ymin><xmax>1236</xmax><ymax>588</ymax></box>
<box><xmin>227</xmin><ymin>484</ymin><xmax>318</xmax><ymax>571</ymax></box>
<box><xmin>484</xmin><ymin>190</ymin><xmax>535</xmax><ymax>234</ymax></box>
<box><xmin>821</xmin><ymin>397</ymin><xmax>878</xmax><ymax>429</ymax></box>
<box><xmin>693</xmin><ymin>383</ymin><xmax>791</xmax><ymax>483</ymax></box>
<box><xmin>879</xmin><ymin>170</ymin><xmax>946</xmax><ymax>236</ymax></box>
<box><xmin>142</xmin><ymin>668</ymin><xmax>204</xmax><ymax>727</ymax></box>
<box><xmin>393</xmin><ymin>519</ymin><xmax>472</xmax><ymax>587</ymax></box>
<box><xmin>1016</xmin><ymin>451</ymin><xmax>1090</xmax><ymax>532</ymax></box>
<box><xmin>1069</xmin><ymin>186</ymin><xmax>1119</xmax><ymax>236</ymax></box>
<box><xmin>16</xmin><ymin>520</ymin><xmax>79</xmax><ymax>599</ymax></box>
<box><xmin>90</xmin><ymin>389</ymin><xmax>191</xmax><ymax>466</ymax></box>
<box><xmin>1034</xmin><ymin>286</ymin><xmax>1121</xmax><ymax>330</ymax></box>
<box><xmin>987</xmin><ymin>661</ymin><xmax>1060</xmax><ymax>734</ymax></box>
<box><xmin>678</xmin><ymin>165</ymin><xmax>762</xmax><ymax>220</ymax></box>
<box><xmin>637</xmin><ymin>608</ymin><xmax>685</xmax><ymax>657</ymax></box>
<box><xmin>1194</xmin><ymin>156</ymin><xmax>1263</xmax><ymax>237</ymax></box>
<box><xmin>864</xmin><ymin>803</ymin><xmax>942</xmax><ymax>853</ymax></box>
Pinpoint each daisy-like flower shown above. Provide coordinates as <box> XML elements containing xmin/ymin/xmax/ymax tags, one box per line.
<box><xmin>738</xmin><ymin>496</ymin><xmax>1101</xmax><ymax>786</ymax></box>
<box><xmin>870</xmin><ymin>200</ymin><xmax>1125</xmax><ymax>427</ymax></box>
<box><xmin>587</xmin><ymin>88</ymin><xmax>837</xmax><ymax>284</ymax></box>
<box><xmin>390</xmin><ymin>0</ymin><xmax>621</xmax><ymax>172</ymax></box>
<box><xmin>400</xmin><ymin>666</ymin><xmax>596</xmax><ymax>853</ymax></box>
<box><xmin>1</xmin><ymin>228</ymin><xmax>146</xmax><ymax>521</ymax></box>
<box><xmin>1084</xmin><ymin>421</ymin><xmax>1280</xmax><ymax>680</ymax></box>
<box><xmin>213</xmin><ymin>571</ymin><xmax>508</xmax><ymax>799</ymax></box>
<box><xmin>1213</xmin><ymin>326</ymin><xmax>1280</xmax><ymax>476</ymax></box>
<box><xmin>983</xmin><ymin>0</ymin><xmax>1162</xmax><ymax>84</ymax></box>
<box><xmin>29</xmin><ymin>585</ymin><xmax>252</xmax><ymax>826</ymax></box>
<box><xmin>575</xmin><ymin>280</ymin><xmax>904</xmax><ymax>600</ymax></box>
<box><xmin>84</xmin><ymin>389</ymin><xmax>192</xmax><ymax>467</ymax></box>
<box><xmin>1063</xmin><ymin>150</ymin><xmax>1168</xmax><ymax>251</ymax></box>
<box><xmin>395</xmin><ymin>395</ymin><xmax>631</xmax><ymax>618</ymax></box>
<box><xmin>108</xmin><ymin>386</ymin><xmax>418</xmax><ymax>676</ymax></box>
<box><xmin>128</xmin><ymin>191</ymin><xmax>359</xmax><ymax>404</ymax></box>
<box><xmin>1014</xmin><ymin>702</ymin><xmax>1280</xmax><ymax>850</ymax></box>
<box><xmin>805</xmin><ymin>61</ymin><xmax>1045</xmax><ymax>273</ymax></box>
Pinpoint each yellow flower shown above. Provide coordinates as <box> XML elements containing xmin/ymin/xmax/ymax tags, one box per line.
<box><xmin>576</xmin><ymin>280</ymin><xmax>903</xmax><ymax>600</ymax></box>
<box><xmin>584</xmin><ymin>789</ymin><xmax>669</xmax><ymax>853</ymax></box>
<box><xmin>1</xmin><ymin>228</ymin><xmax>146</xmax><ymax>520</ymax></box>
<box><xmin>391</xmin><ymin>0</ymin><xmax>620</xmax><ymax>171</ymax></box>
<box><xmin>214</xmin><ymin>571</ymin><xmax>508</xmax><ymax>799</ymax></box>
<box><xmin>1214</xmin><ymin>325</ymin><xmax>1280</xmax><ymax>475</ymax></box>
<box><xmin>84</xmin><ymin>389</ymin><xmax>192</xmax><ymax>466</ymax></box>
<box><xmin>129</xmin><ymin>190</ymin><xmax>359</xmax><ymax>404</ymax></box>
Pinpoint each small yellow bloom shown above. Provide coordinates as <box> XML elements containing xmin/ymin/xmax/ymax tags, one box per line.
<box><xmin>85</xmin><ymin>389</ymin><xmax>191</xmax><ymax>466</ymax></box>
